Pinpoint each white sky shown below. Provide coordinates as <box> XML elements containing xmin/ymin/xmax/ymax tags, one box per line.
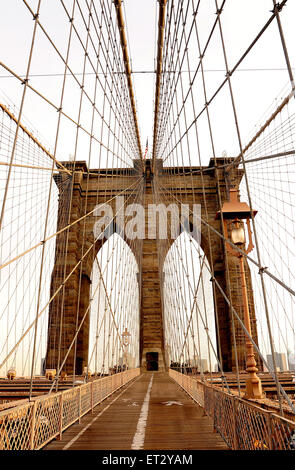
<box><xmin>0</xmin><ymin>0</ymin><xmax>295</xmax><ymax>376</ymax></box>
<box><xmin>1</xmin><ymin>0</ymin><xmax>294</xmax><ymax>163</ymax></box>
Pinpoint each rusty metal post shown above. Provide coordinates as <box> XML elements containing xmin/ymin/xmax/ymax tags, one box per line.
<box><xmin>30</xmin><ymin>401</ymin><xmax>37</xmax><ymax>450</ymax></box>
<box><xmin>57</xmin><ymin>393</ymin><xmax>63</xmax><ymax>440</ymax></box>
<box><xmin>212</xmin><ymin>389</ymin><xmax>218</xmax><ymax>433</ymax></box>
<box><xmin>91</xmin><ymin>382</ymin><xmax>94</xmax><ymax>413</ymax></box>
<box><xmin>266</xmin><ymin>412</ymin><xmax>274</xmax><ymax>450</ymax></box>
<box><xmin>78</xmin><ymin>387</ymin><xmax>82</xmax><ymax>424</ymax></box>
<box><xmin>232</xmin><ymin>396</ymin><xmax>239</xmax><ymax>450</ymax></box>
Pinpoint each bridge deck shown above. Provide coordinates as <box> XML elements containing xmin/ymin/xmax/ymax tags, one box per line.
<box><xmin>45</xmin><ymin>372</ymin><xmax>228</xmax><ymax>450</ymax></box>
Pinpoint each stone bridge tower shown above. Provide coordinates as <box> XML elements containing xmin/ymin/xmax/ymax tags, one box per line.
<box><xmin>45</xmin><ymin>158</ymin><xmax>260</xmax><ymax>374</ymax></box>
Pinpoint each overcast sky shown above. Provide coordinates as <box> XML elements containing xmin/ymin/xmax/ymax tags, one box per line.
<box><xmin>1</xmin><ymin>0</ymin><xmax>295</xmax><ymax>376</ymax></box>
<box><xmin>0</xmin><ymin>0</ymin><xmax>294</xmax><ymax>163</ymax></box>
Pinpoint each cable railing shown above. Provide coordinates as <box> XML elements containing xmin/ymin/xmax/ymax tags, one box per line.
<box><xmin>169</xmin><ymin>368</ymin><xmax>295</xmax><ymax>450</ymax></box>
<box><xmin>0</xmin><ymin>368</ymin><xmax>140</xmax><ymax>450</ymax></box>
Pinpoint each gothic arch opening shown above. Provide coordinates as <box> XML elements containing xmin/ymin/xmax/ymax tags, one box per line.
<box><xmin>162</xmin><ymin>231</ymin><xmax>218</xmax><ymax>374</ymax></box>
<box><xmin>88</xmin><ymin>234</ymin><xmax>140</xmax><ymax>375</ymax></box>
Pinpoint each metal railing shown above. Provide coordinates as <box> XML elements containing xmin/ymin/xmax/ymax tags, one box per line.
<box><xmin>0</xmin><ymin>368</ymin><xmax>140</xmax><ymax>450</ymax></box>
<box><xmin>169</xmin><ymin>368</ymin><xmax>295</xmax><ymax>450</ymax></box>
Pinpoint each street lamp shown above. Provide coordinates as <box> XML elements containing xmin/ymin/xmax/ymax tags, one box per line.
<box><xmin>122</xmin><ymin>328</ymin><xmax>131</xmax><ymax>370</ymax></box>
<box><xmin>216</xmin><ymin>188</ymin><xmax>264</xmax><ymax>399</ymax></box>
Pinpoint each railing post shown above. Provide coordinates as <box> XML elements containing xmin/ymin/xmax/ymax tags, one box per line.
<box><xmin>266</xmin><ymin>413</ymin><xmax>274</xmax><ymax>450</ymax></box>
<box><xmin>58</xmin><ymin>393</ymin><xmax>63</xmax><ymax>440</ymax></box>
<box><xmin>30</xmin><ymin>401</ymin><xmax>37</xmax><ymax>450</ymax></box>
<box><xmin>100</xmin><ymin>377</ymin><xmax>102</xmax><ymax>403</ymax></box>
<box><xmin>91</xmin><ymin>381</ymin><xmax>94</xmax><ymax>413</ymax></box>
<box><xmin>232</xmin><ymin>396</ymin><xmax>239</xmax><ymax>450</ymax></box>
<box><xmin>212</xmin><ymin>389</ymin><xmax>217</xmax><ymax>433</ymax></box>
<box><xmin>78</xmin><ymin>387</ymin><xmax>81</xmax><ymax>423</ymax></box>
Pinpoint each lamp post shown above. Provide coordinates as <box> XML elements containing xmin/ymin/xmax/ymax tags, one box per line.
<box><xmin>122</xmin><ymin>327</ymin><xmax>131</xmax><ymax>370</ymax></box>
<box><xmin>216</xmin><ymin>188</ymin><xmax>264</xmax><ymax>399</ymax></box>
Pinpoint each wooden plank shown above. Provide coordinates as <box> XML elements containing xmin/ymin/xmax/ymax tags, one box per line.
<box><xmin>45</xmin><ymin>372</ymin><xmax>228</xmax><ymax>451</ymax></box>
<box><xmin>143</xmin><ymin>373</ymin><xmax>227</xmax><ymax>450</ymax></box>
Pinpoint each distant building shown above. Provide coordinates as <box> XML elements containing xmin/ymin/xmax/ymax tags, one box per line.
<box><xmin>40</xmin><ymin>358</ymin><xmax>46</xmax><ymax>375</ymax></box>
<box><xmin>118</xmin><ymin>353</ymin><xmax>135</xmax><ymax>369</ymax></box>
<box><xmin>288</xmin><ymin>352</ymin><xmax>295</xmax><ymax>371</ymax></box>
<box><xmin>195</xmin><ymin>358</ymin><xmax>208</xmax><ymax>372</ymax></box>
<box><xmin>201</xmin><ymin>359</ymin><xmax>209</xmax><ymax>372</ymax></box>
<box><xmin>267</xmin><ymin>352</ymin><xmax>288</xmax><ymax>372</ymax></box>
<box><xmin>126</xmin><ymin>353</ymin><xmax>136</xmax><ymax>369</ymax></box>
<box><xmin>191</xmin><ymin>356</ymin><xmax>211</xmax><ymax>372</ymax></box>
<box><xmin>191</xmin><ymin>355</ymin><xmax>199</xmax><ymax>368</ymax></box>
<box><xmin>280</xmin><ymin>353</ymin><xmax>288</xmax><ymax>371</ymax></box>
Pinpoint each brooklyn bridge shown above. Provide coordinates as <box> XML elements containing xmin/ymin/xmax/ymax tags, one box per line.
<box><xmin>0</xmin><ymin>0</ymin><xmax>295</xmax><ymax>452</ymax></box>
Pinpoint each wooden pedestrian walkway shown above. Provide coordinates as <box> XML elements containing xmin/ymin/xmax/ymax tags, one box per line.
<box><xmin>45</xmin><ymin>372</ymin><xmax>228</xmax><ymax>450</ymax></box>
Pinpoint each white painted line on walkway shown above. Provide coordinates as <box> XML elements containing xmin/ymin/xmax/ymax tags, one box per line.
<box><xmin>63</xmin><ymin>375</ymin><xmax>141</xmax><ymax>450</ymax></box>
<box><xmin>131</xmin><ymin>373</ymin><xmax>154</xmax><ymax>450</ymax></box>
